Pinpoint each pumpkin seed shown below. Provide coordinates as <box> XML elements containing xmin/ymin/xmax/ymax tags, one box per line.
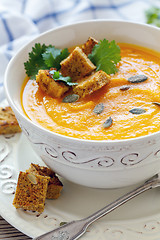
<box><xmin>93</xmin><ymin>103</ymin><xmax>104</xmax><ymax>115</ymax></box>
<box><xmin>129</xmin><ymin>108</ymin><xmax>146</xmax><ymax>115</ymax></box>
<box><xmin>62</xmin><ymin>94</ymin><xmax>79</xmax><ymax>103</ymax></box>
<box><xmin>27</xmin><ymin>173</ymin><xmax>37</xmax><ymax>184</ymax></box>
<box><xmin>60</xmin><ymin>222</ymin><xmax>67</xmax><ymax>226</ymax></box>
<box><xmin>152</xmin><ymin>102</ymin><xmax>160</xmax><ymax>106</ymax></box>
<box><xmin>103</xmin><ymin>116</ymin><xmax>113</xmax><ymax>128</ymax></box>
<box><xmin>120</xmin><ymin>85</ymin><xmax>130</xmax><ymax>91</ymax></box>
<box><xmin>128</xmin><ymin>75</ymin><xmax>148</xmax><ymax>83</ymax></box>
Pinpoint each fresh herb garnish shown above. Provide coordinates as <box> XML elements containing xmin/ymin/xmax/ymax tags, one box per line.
<box><xmin>145</xmin><ymin>7</ymin><xmax>160</xmax><ymax>27</ymax></box>
<box><xmin>88</xmin><ymin>39</ymin><xmax>121</xmax><ymax>75</ymax></box>
<box><xmin>24</xmin><ymin>39</ymin><xmax>121</xmax><ymax>79</ymax></box>
<box><xmin>24</xmin><ymin>43</ymin><xmax>69</xmax><ymax>79</ymax></box>
<box><xmin>42</xmin><ymin>47</ymin><xmax>69</xmax><ymax>69</ymax></box>
<box><xmin>49</xmin><ymin>69</ymin><xmax>77</xmax><ymax>86</ymax></box>
<box><xmin>24</xmin><ymin>43</ymin><xmax>48</xmax><ymax>79</ymax></box>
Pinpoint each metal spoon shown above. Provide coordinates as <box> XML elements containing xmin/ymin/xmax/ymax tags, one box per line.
<box><xmin>33</xmin><ymin>174</ymin><xmax>160</xmax><ymax>240</ymax></box>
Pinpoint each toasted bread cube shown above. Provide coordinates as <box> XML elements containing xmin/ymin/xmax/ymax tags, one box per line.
<box><xmin>73</xmin><ymin>70</ymin><xmax>111</xmax><ymax>98</ymax></box>
<box><xmin>81</xmin><ymin>37</ymin><xmax>98</xmax><ymax>55</ymax></box>
<box><xmin>28</xmin><ymin>164</ymin><xmax>63</xmax><ymax>199</ymax></box>
<box><xmin>0</xmin><ymin>106</ymin><xmax>21</xmax><ymax>135</ymax></box>
<box><xmin>13</xmin><ymin>172</ymin><xmax>49</xmax><ymax>213</ymax></box>
<box><xmin>60</xmin><ymin>47</ymin><xmax>96</xmax><ymax>81</ymax></box>
<box><xmin>36</xmin><ymin>70</ymin><xmax>69</xmax><ymax>98</ymax></box>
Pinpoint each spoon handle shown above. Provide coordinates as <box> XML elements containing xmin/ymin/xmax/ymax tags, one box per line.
<box><xmin>33</xmin><ymin>175</ymin><xmax>160</xmax><ymax>240</ymax></box>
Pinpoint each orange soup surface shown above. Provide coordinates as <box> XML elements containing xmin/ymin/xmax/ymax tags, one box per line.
<box><xmin>22</xmin><ymin>43</ymin><xmax>160</xmax><ymax>140</ymax></box>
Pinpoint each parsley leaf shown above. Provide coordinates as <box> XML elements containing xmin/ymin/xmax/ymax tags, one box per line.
<box><xmin>42</xmin><ymin>47</ymin><xmax>69</xmax><ymax>69</ymax></box>
<box><xmin>24</xmin><ymin>43</ymin><xmax>48</xmax><ymax>79</ymax></box>
<box><xmin>24</xmin><ymin>43</ymin><xmax>69</xmax><ymax>79</ymax></box>
<box><xmin>88</xmin><ymin>39</ymin><xmax>121</xmax><ymax>75</ymax></box>
<box><xmin>49</xmin><ymin>69</ymin><xmax>77</xmax><ymax>86</ymax></box>
<box><xmin>145</xmin><ymin>7</ymin><xmax>160</xmax><ymax>27</ymax></box>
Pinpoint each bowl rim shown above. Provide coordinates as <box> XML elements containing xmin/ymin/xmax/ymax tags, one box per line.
<box><xmin>4</xmin><ymin>19</ymin><xmax>160</xmax><ymax>145</ymax></box>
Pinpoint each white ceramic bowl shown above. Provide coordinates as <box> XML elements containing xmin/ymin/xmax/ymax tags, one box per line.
<box><xmin>4</xmin><ymin>20</ymin><xmax>160</xmax><ymax>188</ymax></box>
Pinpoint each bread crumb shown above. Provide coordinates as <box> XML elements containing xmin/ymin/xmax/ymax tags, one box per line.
<box><xmin>36</xmin><ymin>69</ymin><xmax>69</xmax><ymax>98</ymax></box>
<box><xmin>81</xmin><ymin>37</ymin><xmax>98</xmax><ymax>55</ymax></box>
<box><xmin>60</xmin><ymin>47</ymin><xmax>96</xmax><ymax>81</ymax></box>
<box><xmin>13</xmin><ymin>171</ymin><xmax>49</xmax><ymax>213</ymax></box>
<box><xmin>73</xmin><ymin>70</ymin><xmax>111</xmax><ymax>98</ymax></box>
<box><xmin>28</xmin><ymin>164</ymin><xmax>63</xmax><ymax>199</ymax></box>
<box><xmin>0</xmin><ymin>106</ymin><xmax>21</xmax><ymax>135</ymax></box>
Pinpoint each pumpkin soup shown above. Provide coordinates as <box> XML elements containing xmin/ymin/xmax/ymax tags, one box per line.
<box><xmin>22</xmin><ymin>42</ymin><xmax>160</xmax><ymax>140</ymax></box>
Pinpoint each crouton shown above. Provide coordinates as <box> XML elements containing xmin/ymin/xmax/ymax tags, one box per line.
<box><xmin>60</xmin><ymin>47</ymin><xmax>96</xmax><ymax>81</ymax></box>
<box><xmin>13</xmin><ymin>171</ymin><xmax>49</xmax><ymax>213</ymax></box>
<box><xmin>28</xmin><ymin>163</ymin><xmax>63</xmax><ymax>199</ymax></box>
<box><xmin>73</xmin><ymin>70</ymin><xmax>111</xmax><ymax>98</ymax></box>
<box><xmin>0</xmin><ymin>106</ymin><xmax>21</xmax><ymax>135</ymax></box>
<box><xmin>81</xmin><ymin>37</ymin><xmax>98</xmax><ymax>55</ymax></box>
<box><xmin>36</xmin><ymin>70</ymin><xmax>69</xmax><ymax>98</ymax></box>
